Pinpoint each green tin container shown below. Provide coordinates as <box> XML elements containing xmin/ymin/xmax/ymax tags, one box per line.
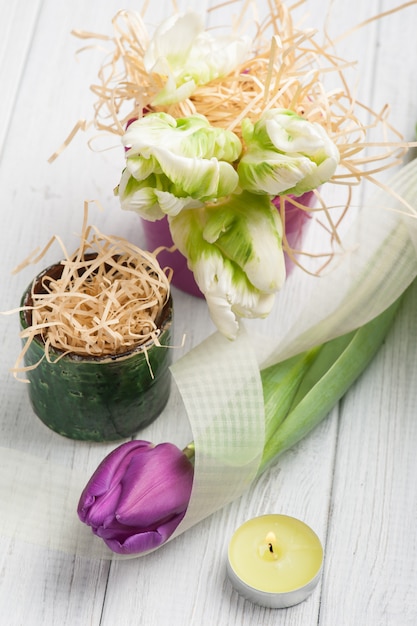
<box><xmin>19</xmin><ymin>261</ymin><xmax>173</xmax><ymax>441</ymax></box>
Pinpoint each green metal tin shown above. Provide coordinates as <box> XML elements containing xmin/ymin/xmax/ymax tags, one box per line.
<box><xmin>19</xmin><ymin>262</ymin><xmax>173</xmax><ymax>441</ymax></box>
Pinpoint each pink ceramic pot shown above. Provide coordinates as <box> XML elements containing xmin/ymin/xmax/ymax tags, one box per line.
<box><xmin>142</xmin><ymin>191</ymin><xmax>316</xmax><ymax>298</ymax></box>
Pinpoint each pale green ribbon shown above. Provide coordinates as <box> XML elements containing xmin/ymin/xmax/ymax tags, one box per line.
<box><xmin>2</xmin><ymin>159</ymin><xmax>417</xmax><ymax>559</ymax></box>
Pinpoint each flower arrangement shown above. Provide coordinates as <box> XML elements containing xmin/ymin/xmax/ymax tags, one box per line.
<box><xmin>67</xmin><ymin>1</ymin><xmax>408</xmax><ymax>339</ymax></box>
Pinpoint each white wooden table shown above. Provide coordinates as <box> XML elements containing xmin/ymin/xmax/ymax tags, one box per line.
<box><xmin>1</xmin><ymin>1</ymin><xmax>417</xmax><ymax>624</ymax></box>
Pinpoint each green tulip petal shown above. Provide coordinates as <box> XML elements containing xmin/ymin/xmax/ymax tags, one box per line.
<box><xmin>202</xmin><ymin>192</ymin><xmax>285</xmax><ymax>293</ymax></box>
<box><xmin>169</xmin><ymin>200</ymin><xmax>284</xmax><ymax>339</ymax></box>
<box><xmin>120</xmin><ymin>113</ymin><xmax>241</xmax><ymax>213</ymax></box>
<box><xmin>152</xmin><ymin>145</ymin><xmax>238</xmax><ymax>199</ymax></box>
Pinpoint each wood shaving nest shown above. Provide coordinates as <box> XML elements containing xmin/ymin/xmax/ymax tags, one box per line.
<box><xmin>14</xmin><ymin>206</ymin><xmax>172</xmax><ymax>377</ymax></box>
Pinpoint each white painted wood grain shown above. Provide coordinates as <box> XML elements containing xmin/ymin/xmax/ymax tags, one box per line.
<box><xmin>319</xmin><ymin>3</ymin><xmax>417</xmax><ymax>624</ymax></box>
<box><xmin>0</xmin><ymin>0</ymin><xmax>416</xmax><ymax>624</ymax></box>
<box><xmin>320</xmin><ymin>280</ymin><xmax>417</xmax><ymax>626</ymax></box>
<box><xmin>0</xmin><ymin>0</ymin><xmax>42</xmax><ymax>152</ymax></box>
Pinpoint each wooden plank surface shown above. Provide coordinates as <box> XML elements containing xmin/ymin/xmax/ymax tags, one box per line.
<box><xmin>0</xmin><ymin>1</ymin><xmax>416</xmax><ymax>625</ymax></box>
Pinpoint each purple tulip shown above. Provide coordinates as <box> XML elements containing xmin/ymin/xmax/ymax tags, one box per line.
<box><xmin>77</xmin><ymin>440</ymin><xmax>194</xmax><ymax>554</ymax></box>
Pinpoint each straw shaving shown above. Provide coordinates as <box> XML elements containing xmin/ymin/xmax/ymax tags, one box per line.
<box><xmin>14</xmin><ymin>204</ymin><xmax>172</xmax><ymax>379</ymax></box>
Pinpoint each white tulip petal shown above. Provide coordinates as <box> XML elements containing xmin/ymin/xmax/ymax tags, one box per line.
<box><xmin>144</xmin><ymin>13</ymin><xmax>204</xmax><ymax>74</ymax></box>
<box><xmin>239</xmin><ymin>108</ymin><xmax>340</xmax><ymax>196</ymax></box>
<box><xmin>143</xmin><ymin>11</ymin><xmax>251</xmax><ymax>105</ymax></box>
<box><xmin>154</xmin><ymin>190</ymin><xmax>202</xmax><ymax>216</ymax></box>
<box><xmin>119</xmin><ymin>186</ymin><xmax>164</xmax><ymax>221</ymax></box>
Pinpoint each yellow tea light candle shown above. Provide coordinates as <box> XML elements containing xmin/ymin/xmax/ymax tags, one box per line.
<box><xmin>227</xmin><ymin>514</ymin><xmax>323</xmax><ymax>609</ymax></box>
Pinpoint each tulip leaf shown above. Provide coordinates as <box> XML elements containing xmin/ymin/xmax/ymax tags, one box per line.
<box><xmin>259</xmin><ymin>294</ymin><xmax>403</xmax><ymax>473</ymax></box>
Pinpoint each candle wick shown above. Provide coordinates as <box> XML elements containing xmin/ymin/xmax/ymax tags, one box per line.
<box><xmin>268</xmin><ymin>543</ymin><xmax>274</xmax><ymax>553</ymax></box>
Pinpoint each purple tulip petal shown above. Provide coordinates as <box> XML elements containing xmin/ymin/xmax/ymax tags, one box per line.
<box><xmin>101</xmin><ymin>511</ymin><xmax>187</xmax><ymax>554</ymax></box>
<box><xmin>116</xmin><ymin>444</ymin><xmax>193</xmax><ymax>526</ymax></box>
<box><xmin>77</xmin><ymin>440</ymin><xmax>152</xmax><ymax>522</ymax></box>
<box><xmin>77</xmin><ymin>440</ymin><xmax>194</xmax><ymax>555</ymax></box>
<box><xmin>82</xmin><ymin>440</ymin><xmax>152</xmax><ymax>496</ymax></box>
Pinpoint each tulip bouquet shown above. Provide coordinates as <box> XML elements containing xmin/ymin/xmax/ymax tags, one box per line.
<box><xmin>116</xmin><ymin>109</ymin><xmax>339</xmax><ymax>337</ymax></box>
<box><xmin>68</xmin><ymin>0</ymin><xmax>409</xmax><ymax>339</ymax></box>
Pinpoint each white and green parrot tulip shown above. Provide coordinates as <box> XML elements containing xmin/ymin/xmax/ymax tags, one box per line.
<box><xmin>144</xmin><ymin>12</ymin><xmax>251</xmax><ymax>106</ymax></box>
<box><xmin>238</xmin><ymin>109</ymin><xmax>340</xmax><ymax>196</ymax></box>
<box><xmin>116</xmin><ymin>113</ymin><xmax>241</xmax><ymax>220</ymax></box>
<box><xmin>169</xmin><ymin>191</ymin><xmax>286</xmax><ymax>339</ymax></box>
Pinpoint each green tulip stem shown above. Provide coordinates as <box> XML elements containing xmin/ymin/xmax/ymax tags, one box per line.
<box><xmin>258</xmin><ymin>294</ymin><xmax>403</xmax><ymax>475</ymax></box>
<box><xmin>182</xmin><ymin>442</ymin><xmax>196</xmax><ymax>463</ymax></box>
